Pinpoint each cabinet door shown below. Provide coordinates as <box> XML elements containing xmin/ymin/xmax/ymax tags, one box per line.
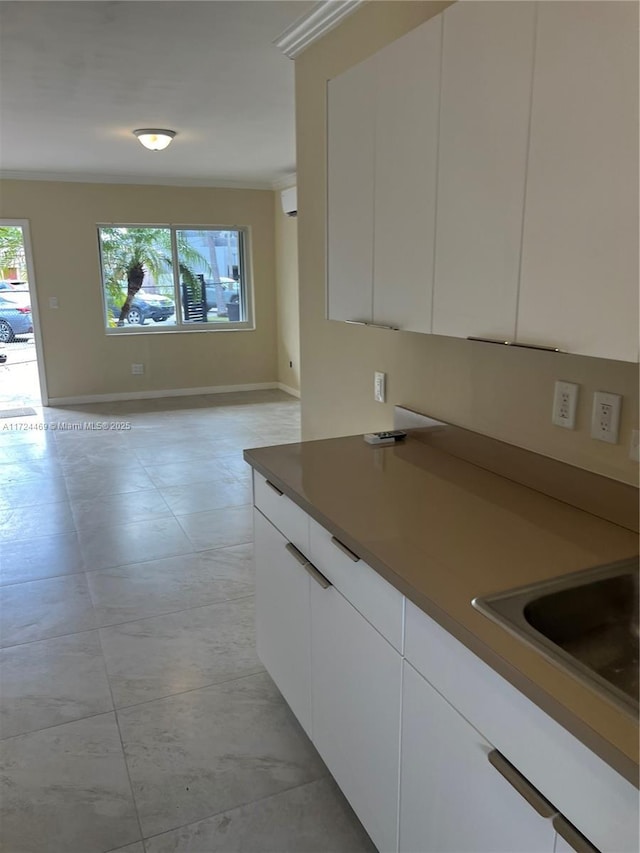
<box><xmin>311</xmin><ymin>581</ymin><xmax>402</xmax><ymax>853</ymax></box>
<box><xmin>327</xmin><ymin>55</ymin><xmax>376</xmax><ymax>323</ymax></box>
<box><xmin>432</xmin><ymin>1</ymin><xmax>536</xmax><ymax>340</ymax></box>
<box><xmin>517</xmin><ymin>2</ymin><xmax>638</xmax><ymax>361</ymax></box>
<box><xmin>254</xmin><ymin>509</ymin><xmax>312</xmax><ymax>736</ymax></box>
<box><xmin>373</xmin><ymin>16</ymin><xmax>442</xmax><ymax>333</ymax></box>
<box><xmin>399</xmin><ymin>662</ymin><xmax>557</xmax><ymax>853</ymax></box>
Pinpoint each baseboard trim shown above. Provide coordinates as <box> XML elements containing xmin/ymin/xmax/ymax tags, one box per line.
<box><xmin>277</xmin><ymin>382</ymin><xmax>301</xmax><ymax>398</ymax></box>
<box><xmin>48</xmin><ymin>382</ymin><xmax>282</xmax><ymax>406</ymax></box>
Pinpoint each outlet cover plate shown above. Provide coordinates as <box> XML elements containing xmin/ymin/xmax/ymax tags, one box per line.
<box><xmin>590</xmin><ymin>391</ymin><xmax>621</xmax><ymax>444</ymax></box>
<box><xmin>552</xmin><ymin>381</ymin><xmax>579</xmax><ymax>429</ymax></box>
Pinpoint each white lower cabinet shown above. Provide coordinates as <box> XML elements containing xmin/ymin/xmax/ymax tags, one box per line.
<box><xmin>254</xmin><ymin>509</ymin><xmax>312</xmax><ymax>736</ymax></box>
<box><xmin>310</xmin><ymin>580</ymin><xmax>402</xmax><ymax>853</ymax></box>
<box><xmin>399</xmin><ymin>661</ymin><xmax>557</xmax><ymax>853</ymax></box>
<box><xmin>253</xmin><ymin>484</ymin><xmax>631</xmax><ymax>853</ymax></box>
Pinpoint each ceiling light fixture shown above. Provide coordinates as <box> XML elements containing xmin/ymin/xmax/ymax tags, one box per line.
<box><xmin>133</xmin><ymin>129</ymin><xmax>176</xmax><ymax>151</ymax></box>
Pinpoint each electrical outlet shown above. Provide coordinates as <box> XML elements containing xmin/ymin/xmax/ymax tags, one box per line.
<box><xmin>590</xmin><ymin>391</ymin><xmax>621</xmax><ymax>444</ymax></box>
<box><xmin>630</xmin><ymin>430</ymin><xmax>640</xmax><ymax>462</ymax></box>
<box><xmin>374</xmin><ymin>371</ymin><xmax>386</xmax><ymax>403</ymax></box>
<box><xmin>551</xmin><ymin>381</ymin><xmax>579</xmax><ymax>429</ymax></box>
<box><xmin>131</xmin><ymin>363</ymin><xmax>144</xmax><ymax>376</ymax></box>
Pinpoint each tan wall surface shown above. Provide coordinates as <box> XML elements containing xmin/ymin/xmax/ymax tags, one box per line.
<box><xmin>0</xmin><ymin>179</ymin><xmax>278</xmax><ymax>400</ymax></box>
<box><xmin>295</xmin><ymin>0</ymin><xmax>639</xmax><ymax>485</ymax></box>
<box><xmin>274</xmin><ymin>190</ymin><xmax>300</xmax><ymax>394</ymax></box>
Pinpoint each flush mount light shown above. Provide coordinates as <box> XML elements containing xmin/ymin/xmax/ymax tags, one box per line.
<box><xmin>133</xmin><ymin>129</ymin><xmax>176</xmax><ymax>151</ymax></box>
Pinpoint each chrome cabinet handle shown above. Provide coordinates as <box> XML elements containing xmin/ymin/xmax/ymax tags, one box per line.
<box><xmin>467</xmin><ymin>336</ymin><xmax>561</xmax><ymax>353</ymax></box>
<box><xmin>284</xmin><ymin>543</ymin><xmax>332</xmax><ymax>589</ymax></box>
<box><xmin>344</xmin><ymin>320</ymin><xmax>400</xmax><ymax>331</ymax></box>
<box><xmin>303</xmin><ymin>561</ymin><xmax>332</xmax><ymax>589</ymax></box>
<box><xmin>552</xmin><ymin>816</ymin><xmax>599</xmax><ymax>853</ymax></box>
<box><xmin>330</xmin><ymin>536</ymin><xmax>360</xmax><ymax>562</ymax></box>
<box><xmin>488</xmin><ymin>750</ymin><xmax>557</xmax><ymax>818</ymax></box>
<box><xmin>265</xmin><ymin>479</ymin><xmax>284</xmax><ymax>496</ymax></box>
<box><xmin>285</xmin><ymin>542</ymin><xmax>307</xmax><ymax>566</ymax></box>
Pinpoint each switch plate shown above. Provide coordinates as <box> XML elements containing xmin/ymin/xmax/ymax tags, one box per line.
<box><xmin>131</xmin><ymin>363</ymin><xmax>144</xmax><ymax>376</ymax></box>
<box><xmin>590</xmin><ymin>391</ymin><xmax>621</xmax><ymax>444</ymax></box>
<box><xmin>630</xmin><ymin>430</ymin><xmax>640</xmax><ymax>462</ymax></box>
<box><xmin>374</xmin><ymin>371</ymin><xmax>386</xmax><ymax>403</ymax></box>
<box><xmin>48</xmin><ymin>297</ymin><xmax>59</xmax><ymax>309</ymax></box>
<box><xmin>551</xmin><ymin>381</ymin><xmax>579</xmax><ymax>429</ymax></box>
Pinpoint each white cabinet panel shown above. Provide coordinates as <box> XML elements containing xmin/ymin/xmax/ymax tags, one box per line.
<box><xmin>309</xmin><ymin>517</ymin><xmax>404</xmax><ymax>652</ymax></box>
<box><xmin>432</xmin><ymin>1</ymin><xmax>536</xmax><ymax>340</ymax></box>
<box><xmin>327</xmin><ymin>54</ymin><xmax>376</xmax><ymax>323</ymax></box>
<box><xmin>400</xmin><ymin>661</ymin><xmax>557</xmax><ymax>853</ymax></box>
<box><xmin>311</xmin><ymin>581</ymin><xmax>402</xmax><ymax>853</ymax></box>
<box><xmin>253</xmin><ymin>470</ymin><xmax>309</xmax><ymax>555</ymax></box>
<box><xmin>373</xmin><ymin>16</ymin><xmax>442</xmax><ymax>333</ymax></box>
<box><xmin>254</xmin><ymin>509</ymin><xmax>312</xmax><ymax>736</ymax></box>
<box><xmin>517</xmin><ymin>1</ymin><xmax>639</xmax><ymax>361</ymax></box>
<box><xmin>404</xmin><ymin>601</ymin><xmax>639</xmax><ymax>853</ymax></box>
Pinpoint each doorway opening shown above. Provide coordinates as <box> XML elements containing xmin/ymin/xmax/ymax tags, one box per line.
<box><xmin>0</xmin><ymin>220</ymin><xmax>47</xmax><ymax>412</ymax></box>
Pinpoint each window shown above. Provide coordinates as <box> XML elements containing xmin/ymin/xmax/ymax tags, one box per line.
<box><xmin>98</xmin><ymin>225</ymin><xmax>251</xmax><ymax>332</ymax></box>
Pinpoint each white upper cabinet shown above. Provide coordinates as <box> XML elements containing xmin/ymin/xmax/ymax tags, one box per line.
<box><xmin>432</xmin><ymin>1</ymin><xmax>536</xmax><ymax>341</ymax></box>
<box><xmin>373</xmin><ymin>16</ymin><xmax>442</xmax><ymax>333</ymax></box>
<box><xmin>517</xmin><ymin>1</ymin><xmax>639</xmax><ymax>362</ymax></box>
<box><xmin>327</xmin><ymin>54</ymin><xmax>376</xmax><ymax>323</ymax></box>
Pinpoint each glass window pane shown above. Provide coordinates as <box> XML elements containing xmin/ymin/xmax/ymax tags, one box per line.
<box><xmin>99</xmin><ymin>227</ymin><xmax>177</xmax><ymax>329</ymax></box>
<box><xmin>176</xmin><ymin>229</ymin><xmax>244</xmax><ymax>324</ymax></box>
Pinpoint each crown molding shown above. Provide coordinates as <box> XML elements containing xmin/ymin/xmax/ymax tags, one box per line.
<box><xmin>0</xmin><ymin>170</ymin><xmax>276</xmax><ymax>191</ymax></box>
<box><xmin>274</xmin><ymin>0</ymin><xmax>366</xmax><ymax>59</ymax></box>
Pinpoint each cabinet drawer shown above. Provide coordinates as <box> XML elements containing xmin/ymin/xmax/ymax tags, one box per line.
<box><xmin>309</xmin><ymin>517</ymin><xmax>404</xmax><ymax>652</ymax></box>
<box><xmin>405</xmin><ymin>601</ymin><xmax>639</xmax><ymax>853</ymax></box>
<box><xmin>254</xmin><ymin>509</ymin><xmax>312</xmax><ymax>736</ymax></box>
<box><xmin>253</xmin><ymin>470</ymin><xmax>309</xmax><ymax>555</ymax></box>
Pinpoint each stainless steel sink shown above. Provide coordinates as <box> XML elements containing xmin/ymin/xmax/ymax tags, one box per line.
<box><xmin>472</xmin><ymin>557</ymin><xmax>639</xmax><ymax>715</ymax></box>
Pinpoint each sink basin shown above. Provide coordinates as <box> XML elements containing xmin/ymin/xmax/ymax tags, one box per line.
<box><xmin>472</xmin><ymin>557</ymin><xmax>639</xmax><ymax>715</ymax></box>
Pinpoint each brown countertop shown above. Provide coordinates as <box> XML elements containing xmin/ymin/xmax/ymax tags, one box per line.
<box><xmin>244</xmin><ymin>428</ymin><xmax>639</xmax><ymax>786</ymax></box>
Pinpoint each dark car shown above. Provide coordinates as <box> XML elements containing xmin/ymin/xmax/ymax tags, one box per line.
<box><xmin>0</xmin><ymin>294</ymin><xmax>33</xmax><ymax>342</ymax></box>
<box><xmin>203</xmin><ymin>278</ymin><xmax>239</xmax><ymax>316</ymax></box>
<box><xmin>110</xmin><ymin>291</ymin><xmax>175</xmax><ymax>325</ymax></box>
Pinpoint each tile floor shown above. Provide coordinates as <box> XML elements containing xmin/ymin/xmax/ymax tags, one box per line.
<box><xmin>0</xmin><ymin>390</ymin><xmax>375</xmax><ymax>853</ymax></box>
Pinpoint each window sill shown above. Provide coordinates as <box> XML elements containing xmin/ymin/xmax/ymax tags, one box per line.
<box><xmin>105</xmin><ymin>322</ymin><xmax>255</xmax><ymax>336</ymax></box>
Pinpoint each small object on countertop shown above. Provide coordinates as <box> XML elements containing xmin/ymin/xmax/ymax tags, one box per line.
<box><xmin>364</xmin><ymin>430</ymin><xmax>407</xmax><ymax>445</ymax></box>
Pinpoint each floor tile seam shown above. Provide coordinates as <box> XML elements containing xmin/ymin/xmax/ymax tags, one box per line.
<box><xmin>94</xmin><ymin>591</ymin><xmax>256</xmax><ymax>632</ymax></box>
<box><xmin>0</xmin><ymin>520</ymin><xmax>79</xmax><ymax>544</ymax></box>
<box><xmin>81</xmin><ymin>542</ymin><xmax>254</xmax><ymax>577</ymax></box>
<box><xmin>112</xmin><ymin>666</ymin><xmax>269</xmax><ymax>716</ymax></box>
<box><xmin>0</xmin><ymin>623</ymin><xmax>101</xmax><ymax>651</ymax></box>
<box><xmin>171</xmin><ymin>501</ymin><xmax>252</xmax><ymax>520</ymax></box>
<box><xmin>95</xmin><ymin>621</ymin><xmax>147</xmax><ymax>847</ymax></box>
<box><xmin>0</xmin><ymin>623</ymin><xmax>103</xmax><ymax>654</ymax></box>
<box><xmin>0</xmin><ymin>566</ymin><xmax>86</xmax><ymax>589</ymax></box>
<box><xmin>180</xmin><ymin>536</ymin><xmax>253</xmax><ymax>555</ymax></box>
<box><xmin>139</xmin><ymin>775</ymin><xmax>332</xmax><ymax>847</ymax></box>
<box><xmin>0</xmin><ymin>706</ymin><xmax>119</xmax><ymax>744</ymax></box>
<box><xmin>71</xmin><ymin>510</ymin><xmax>176</xmax><ymax>535</ymax></box>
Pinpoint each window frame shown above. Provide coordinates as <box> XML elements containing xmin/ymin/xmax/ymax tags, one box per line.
<box><xmin>98</xmin><ymin>222</ymin><xmax>255</xmax><ymax>335</ymax></box>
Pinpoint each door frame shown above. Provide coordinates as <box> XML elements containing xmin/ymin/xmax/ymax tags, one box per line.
<box><xmin>0</xmin><ymin>219</ymin><xmax>49</xmax><ymax>405</ymax></box>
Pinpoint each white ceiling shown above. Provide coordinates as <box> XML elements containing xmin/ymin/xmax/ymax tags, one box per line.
<box><xmin>0</xmin><ymin>1</ymin><xmax>315</xmax><ymax>188</ymax></box>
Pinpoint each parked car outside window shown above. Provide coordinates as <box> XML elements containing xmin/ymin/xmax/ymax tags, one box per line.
<box><xmin>108</xmin><ymin>291</ymin><xmax>176</xmax><ymax>326</ymax></box>
<box><xmin>0</xmin><ymin>294</ymin><xmax>33</xmax><ymax>342</ymax></box>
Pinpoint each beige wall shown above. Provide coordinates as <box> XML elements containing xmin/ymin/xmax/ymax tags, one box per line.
<box><xmin>295</xmin><ymin>0</ymin><xmax>639</xmax><ymax>485</ymax></box>
<box><xmin>274</xmin><ymin>189</ymin><xmax>300</xmax><ymax>394</ymax></box>
<box><xmin>0</xmin><ymin>179</ymin><xmax>278</xmax><ymax>401</ymax></box>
